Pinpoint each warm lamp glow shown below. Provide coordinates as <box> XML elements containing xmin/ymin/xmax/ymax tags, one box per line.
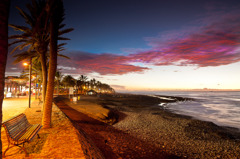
<box><xmin>23</xmin><ymin>62</ymin><xmax>28</xmax><ymax>66</ymax></box>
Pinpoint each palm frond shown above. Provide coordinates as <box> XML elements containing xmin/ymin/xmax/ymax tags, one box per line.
<box><xmin>9</xmin><ymin>39</ymin><xmax>28</xmax><ymax>46</ymax></box>
<box><xmin>59</xmin><ymin>24</ymin><xmax>66</xmax><ymax>29</ymax></box>
<box><xmin>13</xmin><ymin>51</ymin><xmax>32</xmax><ymax>63</ymax></box>
<box><xmin>9</xmin><ymin>24</ymin><xmax>30</xmax><ymax>32</ymax></box>
<box><xmin>9</xmin><ymin>34</ymin><xmax>29</xmax><ymax>40</ymax></box>
<box><xmin>57</xmin><ymin>48</ymin><xmax>65</xmax><ymax>52</ymax></box>
<box><xmin>57</xmin><ymin>43</ymin><xmax>66</xmax><ymax>52</ymax></box>
<box><xmin>58</xmin><ymin>43</ymin><xmax>66</xmax><ymax>47</ymax></box>
<box><xmin>58</xmin><ymin>28</ymin><xmax>74</xmax><ymax>36</ymax></box>
<box><xmin>10</xmin><ymin>44</ymin><xmax>25</xmax><ymax>54</ymax></box>
<box><xmin>57</xmin><ymin>53</ymin><xmax>70</xmax><ymax>59</ymax></box>
<box><xmin>16</xmin><ymin>6</ymin><xmax>34</xmax><ymax>26</ymax></box>
<box><xmin>58</xmin><ymin>37</ymin><xmax>70</xmax><ymax>40</ymax></box>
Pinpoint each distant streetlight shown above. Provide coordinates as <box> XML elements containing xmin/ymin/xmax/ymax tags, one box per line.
<box><xmin>23</xmin><ymin>58</ymin><xmax>32</xmax><ymax>108</ymax></box>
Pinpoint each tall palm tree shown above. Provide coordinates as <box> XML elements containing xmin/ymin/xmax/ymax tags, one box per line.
<box><xmin>9</xmin><ymin>0</ymin><xmax>49</xmax><ymax>102</ymax></box>
<box><xmin>9</xmin><ymin>0</ymin><xmax>72</xmax><ymax>104</ymax></box>
<box><xmin>42</xmin><ymin>0</ymin><xmax>68</xmax><ymax>128</ymax></box>
<box><xmin>0</xmin><ymin>0</ymin><xmax>10</xmax><ymax>157</ymax></box>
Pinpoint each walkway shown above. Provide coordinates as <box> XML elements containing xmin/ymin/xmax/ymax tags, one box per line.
<box><xmin>1</xmin><ymin>96</ymin><xmax>85</xmax><ymax>158</ymax></box>
<box><xmin>2</xmin><ymin>96</ymin><xmax>29</xmax><ymax>121</ymax></box>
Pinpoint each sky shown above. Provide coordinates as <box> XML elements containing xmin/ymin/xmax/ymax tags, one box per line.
<box><xmin>6</xmin><ymin>0</ymin><xmax>240</xmax><ymax>92</ymax></box>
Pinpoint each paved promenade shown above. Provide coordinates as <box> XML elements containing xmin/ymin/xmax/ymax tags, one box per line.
<box><xmin>1</xmin><ymin>96</ymin><xmax>85</xmax><ymax>158</ymax></box>
<box><xmin>2</xmin><ymin>96</ymin><xmax>30</xmax><ymax>121</ymax></box>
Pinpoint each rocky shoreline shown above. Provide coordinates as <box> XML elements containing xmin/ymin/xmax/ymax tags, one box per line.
<box><xmin>63</xmin><ymin>94</ymin><xmax>240</xmax><ymax>158</ymax></box>
<box><xmin>95</xmin><ymin>94</ymin><xmax>240</xmax><ymax>158</ymax></box>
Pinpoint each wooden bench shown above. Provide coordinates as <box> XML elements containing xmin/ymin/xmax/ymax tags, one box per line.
<box><xmin>2</xmin><ymin>113</ymin><xmax>42</xmax><ymax>157</ymax></box>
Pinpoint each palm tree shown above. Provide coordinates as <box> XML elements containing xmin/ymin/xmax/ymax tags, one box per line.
<box><xmin>0</xmin><ymin>0</ymin><xmax>10</xmax><ymax>156</ymax></box>
<box><xmin>75</xmin><ymin>79</ymin><xmax>81</xmax><ymax>94</ymax></box>
<box><xmin>79</xmin><ymin>75</ymin><xmax>88</xmax><ymax>82</ymax></box>
<box><xmin>9</xmin><ymin>0</ymin><xmax>72</xmax><ymax>103</ymax></box>
<box><xmin>43</xmin><ymin>0</ymin><xmax>70</xmax><ymax>128</ymax></box>
<box><xmin>85</xmin><ymin>81</ymin><xmax>90</xmax><ymax>91</ymax></box>
<box><xmin>9</xmin><ymin>0</ymin><xmax>49</xmax><ymax>102</ymax></box>
<box><xmin>96</xmin><ymin>81</ymin><xmax>102</xmax><ymax>93</ymax></box>
<box><xmin>62</xmin><ymin>75</ymin><xmax>76</xmax><ymax>88</ymax></box>
<box><xmin>55</xmin><ymin>70</ymin><xmax>63</xmax><ymax>95</ymax></box>
<box><xmin>78</xmin><ymin>75</ymin><xmax>88</xmax><ymax>94</ymax></box>
<box><xmin>90</xmin><ymin>78</ymin><xmax>96</xmax><ymax>90</ymax></box>
<box><xmin>100</xmin><ymin>83</ymin><xmax>115</xmax><ymax>94</ymax></box>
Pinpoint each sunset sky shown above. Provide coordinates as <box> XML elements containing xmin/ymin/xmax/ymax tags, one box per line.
<box><xmin>7</xmin><ymin>0</ymin><xmax>240</xmax><ymax>92</ymax></box>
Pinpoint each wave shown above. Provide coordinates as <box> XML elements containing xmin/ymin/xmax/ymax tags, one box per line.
<box><xmin>154</xmin><ymin>91</ymin><xmax>240</xmax><ymax>129</ymax></box>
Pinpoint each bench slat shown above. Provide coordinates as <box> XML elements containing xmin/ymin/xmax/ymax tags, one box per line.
<box><xmin>4</xmin><ymin>114</ymin><xmax>31</xmax><ymax>141</ymax></box>
<box><xmin>2</xmin><ymin>114</ymin><xmax>25</xmax><ymax>123</ymax></box>
<box><xmin>4</xmin><ymin>114</ymin><xmax>29</xmax><ymax>130</ymax></box>
<box><xmin>19</xmin><ymin>124</ymin><xmax>42</xmax><ymax>141</ymax></box>
<box><xmin>2</xmin><ymin>113</ymin><xmax>42</xmax><ymax>142</ymax></box>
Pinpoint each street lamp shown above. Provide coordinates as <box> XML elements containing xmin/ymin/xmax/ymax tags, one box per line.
<box><xmin>23</xmin><ymin>58</ymin><xmax>32</xmax><ymax>108</ymax></box>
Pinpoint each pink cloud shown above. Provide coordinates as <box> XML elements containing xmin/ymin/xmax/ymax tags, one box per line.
<box><xmin>129</xmin><ymin>9</ymin><xmax>240</xmax><ymax>67</ymax></box>
<box><xmin>58</xmin><ymin>51</ymin><xmax>149</xmax><ymax>75</ymax></box>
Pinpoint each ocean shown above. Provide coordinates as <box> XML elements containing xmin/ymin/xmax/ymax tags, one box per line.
<box><xmin>153</xmin><ymin>91</ymin><xmax>240</xmax><ymax>129</ymax></box>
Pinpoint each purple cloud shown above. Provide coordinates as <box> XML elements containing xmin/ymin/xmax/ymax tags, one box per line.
<box><xmin>129</xmin><ymin>9</ymin><xmax>240</xmax><ymax>67</ymax></box>
<box><xmin>58</xmin><ymin>51</ymin><xmax>149</xmax><ymax>75</ymax></box>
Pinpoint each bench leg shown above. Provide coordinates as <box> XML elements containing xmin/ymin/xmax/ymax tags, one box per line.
<box><xmin>18</xmin><ymin>144</ymin><xmax>29</xmax><ymax>157</ymax></box>
<box><xmin>2</xmin><ymin>143</ymin><xmax>12</xmax><ymax>158</ymax></box>
<box><xmin>37</xmin><ymin>134</ymin><xmax>40</xmax><ymax>139</ymax></box>
<box><xmin>2</xmin><ymin>143</ymin><xmax>29</xmax><ymax>158</ymax></box>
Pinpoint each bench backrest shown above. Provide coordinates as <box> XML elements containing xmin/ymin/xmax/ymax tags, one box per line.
<box><xmin>2</xmin><ymin>113</ymin><xmax>31</xmax><ymax>140</ymax></box>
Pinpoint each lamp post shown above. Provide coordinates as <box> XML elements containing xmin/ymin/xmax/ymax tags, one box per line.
<box><xmin>23</xmin><ymin>57</ymin><xmax>32</xmax><ymax>108</ymax></box>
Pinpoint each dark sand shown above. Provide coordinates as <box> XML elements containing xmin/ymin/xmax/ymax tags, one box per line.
<box><xmin>55</xmin><ymin>94</ymin><xmax>240</xmax><ymax>159</ymax></box>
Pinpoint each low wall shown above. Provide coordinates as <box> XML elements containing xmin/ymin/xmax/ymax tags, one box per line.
<box><xmin>54</xmin><ymin>104</ymin><xmax>105</xmax><ymax>159</ymax></box>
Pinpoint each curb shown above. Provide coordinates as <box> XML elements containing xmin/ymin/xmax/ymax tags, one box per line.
<box><xmin>53</xmin><ymin>101</ymin><xmax>105</xmax><ymax>159</ymax></box>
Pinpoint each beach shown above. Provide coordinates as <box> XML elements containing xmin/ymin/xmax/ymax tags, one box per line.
<box><xmin>57</xmin><ymin>94</ymin><xmax>240</xmax><ymax>158</ymax></box>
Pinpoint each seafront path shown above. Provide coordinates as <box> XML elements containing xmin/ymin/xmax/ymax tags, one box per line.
<box><xmin>1</xmin><ymin>96</ymin><xmax>86</xmax><ymax>158</ymax></box>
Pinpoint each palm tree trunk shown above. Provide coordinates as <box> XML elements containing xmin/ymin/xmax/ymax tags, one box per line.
<box><xmin>40</xmin><ymin>53</ymin><xmax>47</xmax><ymax>104</ymax></box>
<box><xmin>0</xmin><ymin>0</ymin><xmax>10</xmax><ymax>157</ymax></box>
<box><xmin>42</xmin><ymin>0</ymin><xmax>59</xmax><ymax>128</ymax></box>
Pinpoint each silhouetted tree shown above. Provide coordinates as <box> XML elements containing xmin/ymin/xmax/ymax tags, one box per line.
<box><xmin>0</xmin><ymin>0</ymin><xmax>10</xmax><ymax>157</ymax></box>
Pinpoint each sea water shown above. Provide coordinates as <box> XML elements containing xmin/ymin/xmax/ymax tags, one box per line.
<box><xmin>154</xmin><ymin>91</ymin><xmax>240</xmax><ymax>129</ymax></box>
